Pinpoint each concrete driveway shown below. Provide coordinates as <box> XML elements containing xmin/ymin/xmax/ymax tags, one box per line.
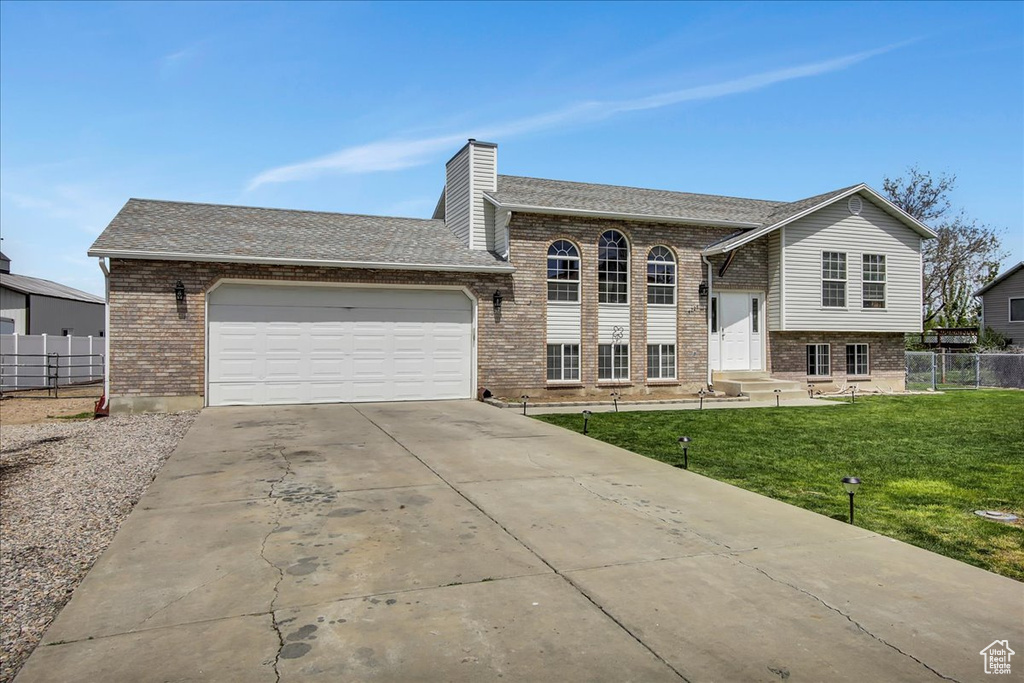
<box><xmin>17</xmin><ymin>401</ymin><xmax>1022</xmax><ymax>682</ymax></box>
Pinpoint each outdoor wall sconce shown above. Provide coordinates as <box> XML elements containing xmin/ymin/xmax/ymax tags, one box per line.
<box><xmin>520</xmin><ymin>394</ymin><xmax>529</xmax><ymax>416</ymax></box>
<box><xmin>774</xmin><ymin>388</ymin><xmax>782</xmax><ymax>407</ymax></box>
<box><xmin>698</xmin><ymin>387</ymin><xmax>706</xmax><ymax>410</ymax></box>
<box><xmin>842</xmin><ymin>476</ymin><xmax>861</xmax><ymax>524</ymax></box>
<box><xmin>698</xmin><ymin>280</ymin><xmax>709</xmax><ymax>297</ymax></box>
<box><xmin>493</xmin><ymin>290</ymin><xmax>503</xmax><ymax>313</ymax></box>
<box><xmin>174</xmin><ymin>280</ymin><xmax>186</xmax><ymax>303</ymax></box>
<box><xmin>678</xmin><ymin>436</ymin><xmax>691</xmax><ymax>469</ymax></box>
<box><xmin>582</xmin><ymin>409</ymin><xmax>592</xmax><ymax>435</ymax></box>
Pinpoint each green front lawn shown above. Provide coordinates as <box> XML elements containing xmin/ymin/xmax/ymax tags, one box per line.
<box><xmin>535</xmin><ymin>391</ymin><xmax>1024</xmax><ymax>581</ymax></box>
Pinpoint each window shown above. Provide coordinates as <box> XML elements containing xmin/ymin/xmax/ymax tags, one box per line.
<box><xmin>710</xmin><ymin>296</ymin><xmax>718</xmax><ymax>334</ymax></box>
<box><xmin>846</xmin><ymin>344</ymin><xmax>869</xmax><ymax>376</ymax></box>
<box><xmin>547</xmin><ymin>240</ymin><xmax>580</xmax><ymax>302</ymax></box>
<box><xmin>598</xmin><ymin>230</ymin><xmax>629</xmax><ymax>304</ymax></box>
<box><xmin>547</xmin><ymin>344</ymin><xmax>580</xmax><ymax>381</ymax></box>
<box><xmin>751</xmin><ymin>297</ymin><xmax>759</xmax><ymax>333</ymax></box>
<box><xmin>862</xmin><ymin>254</ymin><xmax>886</xmax><ymax>309</ymax></box>
<box><xmin>598</xmin><ymin>344</ymin><xmax>629</xmax><ymax>381</ymax></box>
<box><xmin>647</xmin><ymin>344</ymin><xmax>676</xmax><ymax>379</ymax></box>
<box><xmin>821</xmin><ymin>252</ymin><xmax>847</xmax><ymax>307</ymax></box>
<box><xmin>646</xmin><ymin>247</ymin><xmax>675</xmax><ymax>305</ymax></box>
<box><xmin>807</xmin><ymin>344</ymin><xmax>831</xmax><ymax>377</ymax></box>
<box><xmin>1010</xmin><ymin>297</ymin><xmax>1024</xmax><ymax>322</ymax></box>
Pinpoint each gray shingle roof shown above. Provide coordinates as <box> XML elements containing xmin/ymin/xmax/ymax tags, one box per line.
<box><xmin>489</xmin><ymin>175</ymin><xmax>781</xmax><ymax>226</ymax></box>
<box><xmin>1</xmin><ymin>272</ymin><xmax>105</xmax><ymax>304</ymax></box>
<box><xmin>89</xmin><ymin>199</ymin><xmax>513</xmax><ymax>272</ymax></box>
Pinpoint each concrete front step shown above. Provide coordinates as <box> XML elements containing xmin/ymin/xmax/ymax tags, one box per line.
<box><xmin>743</xmin><ymin>389</ymin><xmax>809</xmax><ymax>401</ymax></box>
<box><xmin>713</xmin><ymin>378</ymin><xmax>804</xmax><ymax>398</ymax></box>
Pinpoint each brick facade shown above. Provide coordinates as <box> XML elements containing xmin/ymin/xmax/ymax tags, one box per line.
<box><xmin>769</xmin><ymin>331</ymin><xmax>906</xmax><ymax>392</ymax></box>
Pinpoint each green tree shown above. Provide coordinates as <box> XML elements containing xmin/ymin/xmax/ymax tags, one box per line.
<box><xmin>882</xmin><ymin>167</ymin><xmax>1005</xmax><ymax>327</ymax></box>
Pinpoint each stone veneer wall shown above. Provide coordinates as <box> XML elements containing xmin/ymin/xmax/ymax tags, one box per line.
<box><xmin>107</xmin><ymin>259</ymin><xmax>513</xmax><ymax>411</ymax></box>
<box><xmin>503</xmin><ymin>213</ymin><xmax>770</xmax><ymax>398</ymax></box>
<box><xmin>769</xmin><ymin>331</ymin><xmax>906</xmax><ymax>392</ymax></box>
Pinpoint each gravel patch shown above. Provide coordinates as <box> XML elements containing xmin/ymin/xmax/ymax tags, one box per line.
<box><xmin>0</xmin><ymin>412</ymin><xmax>198</xmax><ymax>683</ymax></box>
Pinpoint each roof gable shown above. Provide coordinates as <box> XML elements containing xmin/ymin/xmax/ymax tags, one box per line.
<box><xmin>975</xmin><ymin>261</ymin><xmax>1024</xmax><ymax>297</ymax></box>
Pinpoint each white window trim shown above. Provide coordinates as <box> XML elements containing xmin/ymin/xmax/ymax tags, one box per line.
<box><xmin>546</xmin><ymin>343</ymin><xmax>581</xmax><ymax>383</ymax></box>
<box><xmin>646</xmin><ymin>343</ymin><xmax>677</xmax><ymax>380</ymax></box>
<box><xmin>821</xmin><ymin>250</ymin><xmax>847</xmax><ymax>309</ymax></box>
<box><xmin>646</xmin><ymin>245</ymin><xmax>676</xmax><ymax>307</ymax></box>
<box><xmin>598</xmin><ymin>343</ymin><xmax>630</xmax><ymax>382</ymax></box>
<box><xmin>845</xmin><ymin>342</ymin><xmax>870</xmax><ymax>377</ymax></box>
<box><xmin>598</xmin><ymin>230</ymin><xmax>630</xmax><ymax>305</ymax></box>
<box><xmin>807</xmin><ymin>343</ymin><xmax>831</xmax><ymax>377</ymax></box>
<box><xmin>1009</xmin><ymin>296</ymin><xmax>1024</xmax><ymax>323</ymax></box>
<box><xmin>547</xmin><ymin>240</ymin><xmax>581</xmax><ymax>303</ymax></box>
<box><xmin>861</xmin><ymin>254</ymin><xmax>887</xmax><ymax>310</ymax></box>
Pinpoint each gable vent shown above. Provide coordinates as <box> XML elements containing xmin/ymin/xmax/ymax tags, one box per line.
<box><xmin>848</xmin><ymin>196</ymin><xmax>863</xmax><ymax>215</ymax></box>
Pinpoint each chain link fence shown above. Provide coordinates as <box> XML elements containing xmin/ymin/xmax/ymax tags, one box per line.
<box><xmin>906</xmin><ymin>351</ymin><xmax>1024</xmax><ymax>390</ymax></box>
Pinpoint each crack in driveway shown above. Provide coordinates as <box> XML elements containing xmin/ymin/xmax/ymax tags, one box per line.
<box><xmin>259</xmin><ymin>444</ymin><xmax>294</xmax><ymax>683</ymax></box>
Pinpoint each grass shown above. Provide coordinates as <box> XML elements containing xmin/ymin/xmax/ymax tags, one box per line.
<box><xmin>535</xmin><ymin>390</ymin><xmax>1024</xmax><ymax>581</ymax></box>
<box><xmin>49</xmin><ymin>411</ymin><xmax>95</xmax><ymax>420</ymax></box>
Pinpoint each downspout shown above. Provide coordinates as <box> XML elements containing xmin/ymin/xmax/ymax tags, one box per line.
<box><xmin>97</xmin><ymin>258</ymin><xmax>110</xmax><ymax>412</ymax></box>
<box><xmin>701</xmin><ymin>253</ymin><xmax>714</xmax><ymax>388</ymax></box>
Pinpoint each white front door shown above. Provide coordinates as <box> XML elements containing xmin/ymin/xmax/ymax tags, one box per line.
<box><xmin>715</xmin><ymin>292</ymin><xmax>764</xmax><ymax>372</ymax></box>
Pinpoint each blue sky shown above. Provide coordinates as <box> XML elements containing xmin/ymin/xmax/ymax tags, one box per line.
<box><xmin>2</xmin><ymin>1</ymin><xmax>1022</xmax><ymax>297</ymax></box>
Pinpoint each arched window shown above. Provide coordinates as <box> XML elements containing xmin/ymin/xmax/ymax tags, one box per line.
<box><xmin>647</xmin><ymin>246</ymin><xmax>676</xmax><ymax>305</ymax></box>
<box><xmin>547</xmin><ymin>240</ymin><xmax>580</xmax><ymax>302</ymax></box>
<box><xmin>598</xmin><ymin>230</ymin><xmax>629</xmax><ymax>304</ymax></box>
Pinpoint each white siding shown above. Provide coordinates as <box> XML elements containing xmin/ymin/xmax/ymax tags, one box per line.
<box><xmin>767</xmin><ymin>230</ymin><xmax>782</xmax><ymax>331</ymax></box>
<box><xmin>471</xmin><ymin>143</ymin><xmax>497</xmax><ymax>251</ymax></box>
<box><xmin>781</xmin><ymin>195</ymin><xmax>923</xmax><ymax>332</ymax></box>
<box><xmin>598</xmin><ymin>304</ymin><xmax>630</xmax><ymax>343</ymax></box>
<box><xmin>646</xmin><ymin>306</ymin><xmax>676</xmax><ymax>344</ymax></box>
<box><xmin>444</xmin><ymin>146</ymin><xmax>471</xmax><ymax>247</ymax></box>
<box><xmin>1</xmin><ymin>287</ymin><xmax>27</xmax><ymax>334</ymax></box>
<box><xmin>547</xmin><ymin>303</ymin><xmax>581</xmax><ymax>344</ymax></box>
<box><xmin>28</xmin><ymin>295</ymin><xmax>105</xmax><ymax>336</ymax></box>
<box><xmin>492</xmin><ymin>206</ymin><xmax>509</xmax><ymax>258</ymax></box>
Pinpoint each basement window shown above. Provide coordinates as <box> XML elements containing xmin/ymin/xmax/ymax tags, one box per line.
<box><xmin>807</xmin><ymin>344</ymin><xmax>831</xmax><ymax>377</ymax></box>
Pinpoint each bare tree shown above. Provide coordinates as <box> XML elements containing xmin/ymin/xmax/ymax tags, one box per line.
<box><xmin>883</xmin><ymin>167</ymin><xmax>1005</xmax><ymax>327</ymax></box>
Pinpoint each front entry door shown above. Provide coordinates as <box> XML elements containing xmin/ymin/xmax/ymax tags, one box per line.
<box><xmin>718</xmin><ymin>292</ymin><xmax>763</xmax><ymax>372</ymax></box>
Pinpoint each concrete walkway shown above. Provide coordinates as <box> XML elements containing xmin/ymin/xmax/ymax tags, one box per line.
<box><xmin>17</xmin><ymin>401</ymin><xmax>1022</xmax><ymax>682</ymax></box>
<box><xmin>527</xmin><ymin>396</ymin><xmax>841</xmax><ymax>414</ymax></box>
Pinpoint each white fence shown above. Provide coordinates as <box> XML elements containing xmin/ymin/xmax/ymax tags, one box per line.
<box><xmin>906</xmin><ymin>351</ymin><xmax>1024</xmax><ymax>390</ymax></box>
<box><xmin>0</xmin><ymin>334</ymin><xmax>105</xmax><ymax>391</ymax></box>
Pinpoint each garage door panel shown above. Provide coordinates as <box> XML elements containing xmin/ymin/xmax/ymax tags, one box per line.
<box><xmin>208</xmin><ymin>286</ymin><xmax>472</xmax><ymax>407</ymax></box>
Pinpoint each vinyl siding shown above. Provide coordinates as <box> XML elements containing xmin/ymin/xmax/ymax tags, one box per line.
<box><xmin>598</xmin><ymin>304</ymin><xmax>630</xmax><ymax>343</ymax></box>
<box><xmin>781</xmin><ymin>195</ymin><xmax>923</xmax><ymax>332</ymax></box>
<box><xmin>445</xmin><ymin>146</ymin><xmax>471</xmax><ymax>247</ymax></box>
<box><xmin>981</xmin><ymin>271</ymin><xmax>1024</xmax><ymax>342</ymax></box>
<box><xmin>547</xmin><ymin>303</ymin><xmax>581</xmax><ymax>344</ymax></box>
<box><xmin>1</xmin><ymin>286</ymin><xmax>27</xmax><ymax>333</ymax></box>
<box><xmin>26</xmin><ymin>295</ymin><xmax>105</xmax><ymax>336</ymax></box>
<box><xmin>767</xmin><ymin>230</ymin><xmax>782</xmax><ymax>331</ymax></box>
<box><xmin>646</xmin><ymin>305</ymin><xmax>675</xmax><ymax>344</ymax></box>
<box><xmin>470</xmin><ymin>144</ymin><xmax>497</xmax><ymax>251</ymax></box>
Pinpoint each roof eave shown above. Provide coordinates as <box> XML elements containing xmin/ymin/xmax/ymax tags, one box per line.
<box><xmin>87</xmin><ymin>249</ymin><xmax>516</xmax><ymax>274</ymax></box>
<box><xmin>974</xmin><ymin>261</ymin><xmax>1024</xmax><ymax>296</ymax></box>
<box><xmin>483</xmin><ymin>194</ymin><xmax>761</xmax><ymax>229</ymax></box>
<box><xmin>703</xmin><ymin>184</ymin><xmax>938</xmax><ymax>256</ymax></box>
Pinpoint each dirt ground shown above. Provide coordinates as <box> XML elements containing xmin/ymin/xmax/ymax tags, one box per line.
<box><xmin>0</xmin><ymin>386</ymin><xmax>104</xmax><ymax>426</ymax></box>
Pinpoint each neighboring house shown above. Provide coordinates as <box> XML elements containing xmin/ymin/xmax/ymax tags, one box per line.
<box><xmin>88</xmin><ymin>140</ymin><xmax>934</xmax><ymax>412</ymax></box>
<box><xmin>975</xmin><ymin>261</ymin><xmax>1023</xmax><ymax>345</ymax></box>
<box><xmin>0</xmin><ymin>253</ymin><xmax>105</xmax><ymax>337</ymax></box>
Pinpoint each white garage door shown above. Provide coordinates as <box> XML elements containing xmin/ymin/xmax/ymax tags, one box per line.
<box><xmin>207</xmin><ymin>284</ymin><xmax>473</xmax><ymax>407</ymax></box>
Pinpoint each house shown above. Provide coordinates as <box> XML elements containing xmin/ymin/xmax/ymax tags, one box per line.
<box><xmin>87</xmin><ymin>140</ymin><xmax>934</xmax><ymax>412</ymax></box>
<box><xmin>975</xmin><ymin>261</ymin><xmax>1023</xmax><ymax>346</ymax></box>
<box><xmin>0</xmin><ymin>253</ymin><xmax>106</xmax><ymax>337</ymax></box>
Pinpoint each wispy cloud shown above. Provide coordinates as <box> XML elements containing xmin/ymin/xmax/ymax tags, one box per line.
<box><xmin>247</xmin><ymin>43</ymin><xmax>909</xmax><ymax>191</ymax></box>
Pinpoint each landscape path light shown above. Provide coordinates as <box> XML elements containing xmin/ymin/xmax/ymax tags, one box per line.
<box><xmin>698</xmin><ymin>387</ymin><xmax>706</xmax><ymax>410</ymax></box>
<box><xmin>520</xmin><ymin>395</ymin><xmax>529</xmax><ymax>416</ymax></box>
<box><xmin>610</xmin><ymin>392</ymin><xmax>620</xmax><ymax>413</ymax></box>
<box><xmin>842</xmin><ymin>476</ymin><xmax>861</xmax><ymax>524</ymax></box>
<box><xmin>774</xmin><ymin>388</ymin><xmax>782</xmax><ymax>407</ymax></box>
<box><xmin>849</xmin><ymin>385</ymin><xmax>857</xmax><ymax>404</ymax></box>
<box><xmin>807</xmin><ymin>383</ymin><xmax>814</xmax><ymax>398</ymax></box>
<box><xmin>582</xmin><ymin>410</ymin><xmax>592</xmax><ymax>435</ymax></box>
<box><xmin>678</xmin><ymin>436</ymin><xmax>691</xmax><ymax>469</ymax></box>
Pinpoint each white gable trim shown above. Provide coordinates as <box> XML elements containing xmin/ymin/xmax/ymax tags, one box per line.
<box><xmin>703</xmin><ymin>185</ymin><xmax>937</xmax><ymax>256</ymax></box>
